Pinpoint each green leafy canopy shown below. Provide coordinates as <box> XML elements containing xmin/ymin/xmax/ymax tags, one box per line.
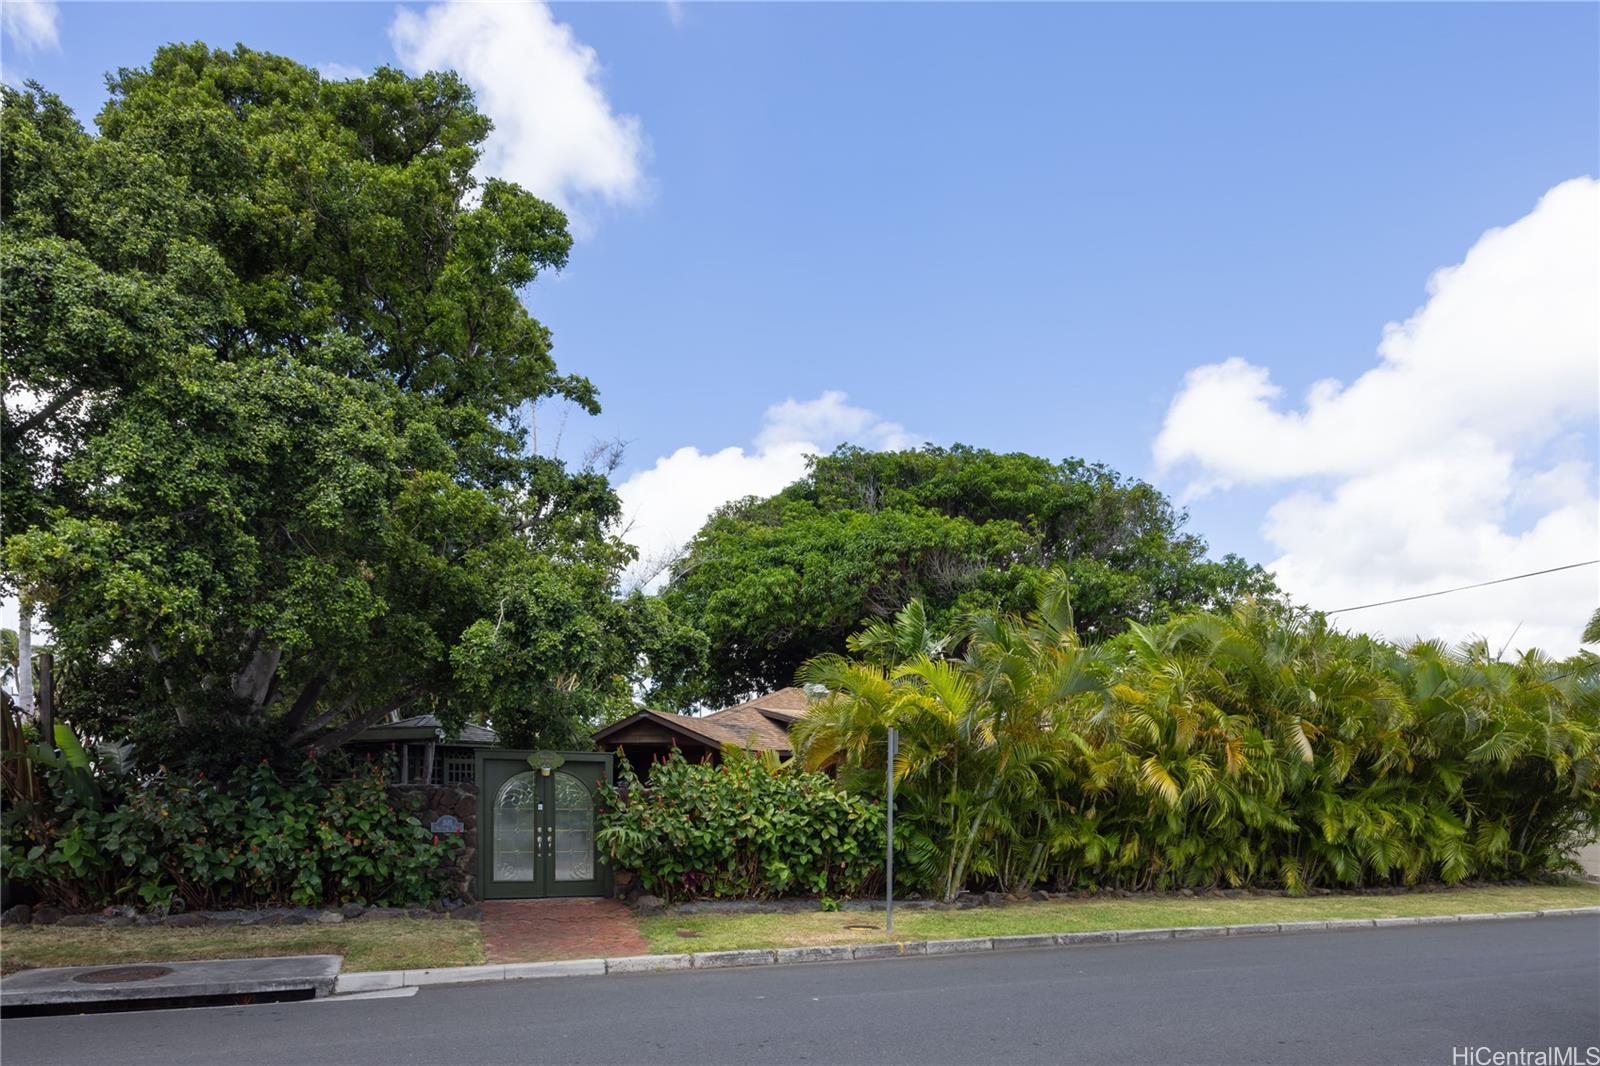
<box><xmin>1</xmin><ymin>45</ymin><xmax>703</xmax><ymax>766</ymax></box>
<box><xmin>661</xmin><ymin>444</ymin><xmax>1277</xmax><ymax>707</ymax></box>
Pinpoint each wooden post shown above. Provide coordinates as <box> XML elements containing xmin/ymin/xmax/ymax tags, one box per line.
<box><xmin>400</xmin><ymin>743</ymin><xmax>411</xmax><ymax>784</ymax></box>
<box><xmin>37</xmin><ymin>652</ymin><xmax>54</xmax><ymax>748</ymax></box>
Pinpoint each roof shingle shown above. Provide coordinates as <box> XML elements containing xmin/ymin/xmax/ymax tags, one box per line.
<box><xmin>594</xmin><ymin>687</ymin><xmax>813</xmax><ymax>754</ymax></box>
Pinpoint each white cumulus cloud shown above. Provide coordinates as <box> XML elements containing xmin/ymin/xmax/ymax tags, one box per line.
<box><xmin>617</xmin><ymin>392</ymin><xmax>916</xmax><ymax>591</ymax></box>
<box><xmin>1</xmin><ymin>0</ymin><xmax>58</xmax><ymax>52</ymax></box>
<box><xmin>389</xmin><ymin>0</ymin><xmax>646</xmax><ymax>225</ymax></box>
<box><xmin>1154</xmin><ymin>177</ymin><xmax>1600</xmax><ymax>656</ymax></box>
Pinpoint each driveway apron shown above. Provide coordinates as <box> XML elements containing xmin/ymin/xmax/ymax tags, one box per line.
<box><xmin>480</xmin><ymin>898</ymin><xmax>648</xmax><ymax>963</ymax></box>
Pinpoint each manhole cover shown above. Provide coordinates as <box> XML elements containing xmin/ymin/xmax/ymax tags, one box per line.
<box><xmin>73</xmin><ymin>966</ymin><xmax>173</xmax><ymax>984</ymax></box>
<box><xmin>843</xmin><ymin>923</ymin><xmax>879</xmax><ymax>931</ymax></box>
<box><xmin>675</xmin><ymin>929</ymin><xmax>703</xmax><ymax>939</ymax></box>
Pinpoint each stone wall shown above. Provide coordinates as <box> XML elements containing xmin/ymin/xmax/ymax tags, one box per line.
<box><xmin>390</xmin><ymin>783</ymin><xmax>478</xmax><ymax>900</ymax></box>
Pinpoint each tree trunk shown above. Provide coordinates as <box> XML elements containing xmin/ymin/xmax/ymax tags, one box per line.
<box><xmin>16</xmin><ymin>607</ymin><xmax>33</xmax><ymax>717</ymax></box>
<box><xmin>148</xmin><ymin>642</ymin><xmax>192</xmax><ymax>728</ymax></box>
<box><xmin>231</xmin><ymin>639</ymin><xmax>282</xmax><ymax>717</ymax></box>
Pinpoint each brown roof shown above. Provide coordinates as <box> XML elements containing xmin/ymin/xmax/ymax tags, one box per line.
<box><xmin>594</xmin><ymin>687</ymin><xmax>812</xmax><ymax>754</ymax></box>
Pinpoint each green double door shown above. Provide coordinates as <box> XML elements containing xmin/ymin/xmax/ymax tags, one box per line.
<box><xmin>478</xmin><ymin>751</ymin><xmax>611</xmax><ymax>899</ymax></box>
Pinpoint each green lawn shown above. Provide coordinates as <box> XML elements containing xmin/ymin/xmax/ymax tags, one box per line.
<box><xmin>0</xmin><ymin>918</ymin><xmax>485</xmax><ymax>975</ymax></box>
<box><xmin>638</xmin><ymin>883</ymin><xmax>1600</xmax><ymax>954</ymax></box>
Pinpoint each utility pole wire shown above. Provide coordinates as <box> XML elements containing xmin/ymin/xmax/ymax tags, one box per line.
<box><xmin>1323</xmin><ymin>560</ymin><xmax>1600</xmax><ymax>615</ymax></box>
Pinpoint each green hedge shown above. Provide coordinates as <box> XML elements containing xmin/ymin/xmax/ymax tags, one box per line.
<box><xmin>3</xmin><ymin>755</ymin><xmax>458</xmax><ymax>911</ymax></box>
<box><xmin>597</xmin><ymin>748</ymin><xmax>885</xmax><ymax>902</ymax></box>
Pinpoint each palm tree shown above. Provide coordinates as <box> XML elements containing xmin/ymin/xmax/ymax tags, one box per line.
<box><xmin>798</xmin><ymin>580</ymin><xmax>1600</xmax><ymax>899</ymax></box>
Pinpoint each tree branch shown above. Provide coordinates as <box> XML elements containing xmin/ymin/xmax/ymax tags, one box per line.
<box><xmin>280</xmin><ymin>673</ymin><xmax>331</xmax><ymax>738</ymax></box>
<box><xmin>286</xmin><ymin>691</ymin><xmax>360</xmax><ymax>746</ymax></box>
<box><xmin>12</xmin><ymin>383</ymin><xmax>87</xmax><ymax>439</ymax></box>
<box><xmin>304</xmin><ymin>686</ymin><xmax>427</xmax><ymax>753</ymax></box>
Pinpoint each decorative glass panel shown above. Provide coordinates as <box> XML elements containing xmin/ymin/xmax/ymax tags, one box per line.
<box><xmin>551</xmin><ymin>771</ymin><xmax>594</xmax><ymax>882</ymax></box>
<box><xmin>493</xmin><ymin>772</ymin><xmax>540</xmax><ymax>882</ymax></box>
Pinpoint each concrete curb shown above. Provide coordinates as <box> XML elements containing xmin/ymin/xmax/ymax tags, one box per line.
<box><xmin>3</xmin><ymin>955</ymin><xmax>344</xmax><ymax>1010</ymax></box>
<box><xmin>328</xmin><ymin>905</ymin><xmax>1600</xmax><ymax>995</ymax></box>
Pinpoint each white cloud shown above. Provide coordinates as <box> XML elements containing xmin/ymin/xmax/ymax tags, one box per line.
<box><xmin>389</xmin><ymin>1</ymin><xmax>646</xmax><ymax>225</ymax></box>
<box><xmin>755</xmin><ymin>390</ymin><xmax>917</xmax><ymax>453</ymax></box>
<box><xmin>1</xmin><ymin>0</ymin><xmax>58</xmax><ymax>51</ymax></box>
<box><xmin>616</xmin><ymin>393</ymin><xmax>916</xmax><ymax>591</ymax></box>
<box><xmin>317</xmin><ymin>62</ymin><xmax>367</xmax><ymax>81</ymax></box>
<box><xmin>1154</xmin><ymin>177</ymin><xmax>1600</xmax><ymax>656</ymax></box>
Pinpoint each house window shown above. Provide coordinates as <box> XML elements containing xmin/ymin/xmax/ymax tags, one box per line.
<box><xmin>402</xmin><ymin>746</ymin><xmax>421</xmax><ymax>783</ymax></box>
<box><xmin>444</xmin><ymin>750</ymin><xmax>475</xmax><ymax>786</ymax></box>
<box><xmin>403</xmin><ymin>746</ymin><xmax>476</xmax><ymax>786</ymax></box>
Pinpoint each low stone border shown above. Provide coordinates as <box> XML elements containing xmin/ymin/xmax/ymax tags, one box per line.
<box><xmin>329</xmin><ymin>906</ymin><xmax>1600</xmax><ymax>995</ymax></box>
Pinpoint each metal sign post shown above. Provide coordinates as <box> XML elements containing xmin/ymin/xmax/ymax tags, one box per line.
<box><xmin>886</xmin><ymin>726</ymin><xmax>898</xmax><ymax>936</ymax></box>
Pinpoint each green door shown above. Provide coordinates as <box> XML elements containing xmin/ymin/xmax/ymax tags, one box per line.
<box><xmin>479</xmin><ymin>752</ymin><xmax>610</xmax><ymax>899</ymax></box>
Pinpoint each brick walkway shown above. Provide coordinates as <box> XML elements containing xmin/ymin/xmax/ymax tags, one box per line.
<box><xmin>480</xmin><ymin>898</ymin><xmax>650</xmax><ymax>963</ymax></box>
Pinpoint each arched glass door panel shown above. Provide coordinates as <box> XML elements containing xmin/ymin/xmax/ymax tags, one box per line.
<box><xmin>551</xmin><ymin>771</ymin><xmax>594</xmax><ymax>882</ymax></box>
<box><xmin>493</xmin><ymin>771</ymin><xmax>541</xmax><ymax>882</ymax></box>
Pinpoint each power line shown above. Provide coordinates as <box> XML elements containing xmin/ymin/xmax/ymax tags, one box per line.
<box><xmin>1323</xmin><ymin>560</ymin><xmax>1600</xmax><ymax>615</ymax></box>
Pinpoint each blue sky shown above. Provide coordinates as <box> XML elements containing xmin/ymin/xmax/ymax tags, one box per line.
<box><xmin>4</xmin><ymin>2</ymin><xmax>1597</xmax><ymax>650</ymax></box>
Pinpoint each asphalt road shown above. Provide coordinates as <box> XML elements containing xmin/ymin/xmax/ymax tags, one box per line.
<box><xmin>4</xmin><ymin>918</ymin><xmax>1597</xmax><ymax>1066</ymax></box>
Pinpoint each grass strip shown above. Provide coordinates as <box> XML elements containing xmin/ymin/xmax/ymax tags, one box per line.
<box><xmin>639</xmin><ymin>883</ymin><xmax>1600</xmax><ymax>954</ymax></box>
<box><xmin>0</xmin><ymin>918</ymin><xmax>485</xmax><ymax>975</ymax></box>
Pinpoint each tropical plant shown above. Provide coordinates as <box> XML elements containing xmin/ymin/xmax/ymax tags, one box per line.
<box><xmin>595</xmin><ymin>746</ymin><xmax>884</xmax><ymax>902</ymax></box>
<box><xmin>2</xmin><ymin>749</ymin><xmax>457</xmax><ymax>911</ymax></box>
<box><xmin>797</xmin><ymin>576</ymin><xmax>1600</xmax><ymax>900</ymax></box>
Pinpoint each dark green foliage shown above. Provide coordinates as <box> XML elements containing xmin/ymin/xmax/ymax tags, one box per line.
<box><xmin>661</xmin><ymin>445</ymin><xmax>1275</xmax><ymax>707</ymax></box>
<box><xmin>800</xmin><ymin>581</ymin><xmax>1600</xmax><ymax>900</ymax></box>
<box><xmin>2</xmin><ymin>751</ymin><xmax>457</xmax><ymax>912</ymax></box>
<box><xmin>1</xmin><ymin>48</ymin><xmax>704</xmax><ymax>767</ymax></box>
<box><xmin>596</xmin><ymin>748</ymin><xmax>885</xmax><ymax>902</ymax></box>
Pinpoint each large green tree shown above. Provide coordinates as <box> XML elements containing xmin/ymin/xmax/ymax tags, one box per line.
<box><xmin>661</xmin><ymin>445</ymin><xmax>1275</xmax><ymax>706</ymax></box>
<box><xmin>1</xmin><ymin>46</ymin><xmax>702</xmax><ymax>766</ymax></box>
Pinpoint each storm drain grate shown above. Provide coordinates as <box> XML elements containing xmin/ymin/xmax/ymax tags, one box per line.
<box><xmin>73</xmin><ymin>966</ymin><xmax>174</xmax><ymax>984</ymax></box>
